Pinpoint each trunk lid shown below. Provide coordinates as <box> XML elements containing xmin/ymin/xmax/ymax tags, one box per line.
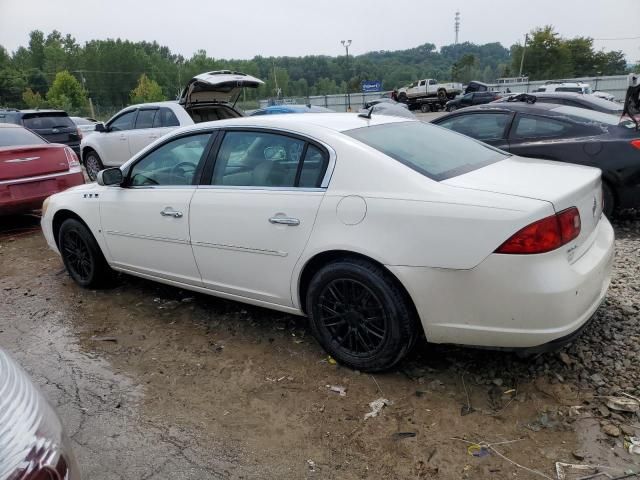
<box><xmin>443</xmin><ymin>156</ymin><xmax>604</xmax><ymax>260</ymax></box>
<box><xmin>178</xmin><ymin>70</ymin><xmax>264</xmax><ymax>108</ymax></box>
<box><xmin>0</xmin><ymin>145</ymin><xmax>69</xmax><ymax>181</ymax></box>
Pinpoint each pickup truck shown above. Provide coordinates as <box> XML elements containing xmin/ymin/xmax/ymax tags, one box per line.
<box><xmin>398</xmin><ymin>79</ymin><xmax>463</xmax><ymax>102</ymax></box>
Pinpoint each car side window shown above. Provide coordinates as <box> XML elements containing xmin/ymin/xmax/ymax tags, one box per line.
<box><xmin>419</xmin><ymin>80</ymin><xmax>426</xmax><ymax>86</ymax></box>
<box><xmin>109</xmin><ymin>111</ymin><xmax>136</xmax><ymax>132</ymax></box>
<box><xmin>428</xmin><ymin>79</ymin><xmax>437</xmax><ymax>85</ymax></box>
<box><xmin>437</xmin><ymin>113</ymin><xmax>509</xmax><ymax>141</ymax></box>
<box><xmin>298</xmin><ymin>145</ymin><xmax>329</xmax><ymax>188</ymax></box>
<box><xmin>128</xmin><ymin>133</ymin><xmax>212</xmax><ymax>187</ymax></box>
<box><xmin>135</xmin><ymin>109</ymin><xmax>156</xmax><ymax>129</ymax></box>
<box><xmin>153</xmin><ymin>108</ymin><xmax>180</xmax><ymax>128</ymax></box>
<box><xmin>511</xmin><ymin>115</ymin><xmax>572</xmax><ymax>139</ymax></box>
<box><xmin>211</xmin><ymin>131</ymin><xmax>322</xmax><ymax>188</ymax></box>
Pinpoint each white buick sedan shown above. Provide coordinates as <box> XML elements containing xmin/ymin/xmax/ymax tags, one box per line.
<box><xmin>41</xmin><ymin>113</ymin><xmax>614</xmax><ymax>371</ymax></box>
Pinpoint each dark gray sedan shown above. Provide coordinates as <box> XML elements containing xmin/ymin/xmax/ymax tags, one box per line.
<box><xmin>432</xmin><ymin>102</ymin><xmax>640</xmax><ymax>216</ymax></box>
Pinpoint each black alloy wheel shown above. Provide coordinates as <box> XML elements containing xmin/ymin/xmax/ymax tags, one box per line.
<box><xmin>307</xmin><ymin>258</ymin><xmax>417</xmax><ymax>372</ymax></box>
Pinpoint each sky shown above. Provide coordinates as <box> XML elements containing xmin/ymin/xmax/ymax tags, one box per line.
<box><xmin>1</xmin><ymin>0</ymin><xmax>639</xmax><ymax>63</ymax></box>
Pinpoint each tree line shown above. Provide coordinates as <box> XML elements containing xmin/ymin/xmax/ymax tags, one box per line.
<box><xmin>0</xmin><ymin>27</ymin><xmax>633</xmax><ymax>119</ymax></box>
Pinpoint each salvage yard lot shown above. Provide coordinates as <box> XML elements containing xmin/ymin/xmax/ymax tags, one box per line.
<box><xmin>0</xmin><ymin>211</ymin><xmax>639</xmax><ymax>479</ymax></box>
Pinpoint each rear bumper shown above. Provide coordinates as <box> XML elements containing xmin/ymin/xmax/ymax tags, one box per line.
<box><xmin>388</xmin><ymin>216</ymin><xmax>615</xmax><ymax>348</ymax></box>
<box><xmin>0</xmin><ymin>171</ymin><xmax>84</xmax><ymax>215</ymax></box>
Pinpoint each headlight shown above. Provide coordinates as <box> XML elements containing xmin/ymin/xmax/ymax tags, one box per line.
<box><xmin>42</xmin><ymin>196</ymin><xmax>50</xmax><ymax>217</ymax></box>
<box><xmin>0</xmin><ymin>349</ymin><xmax>80</xmax><ymax>480</ymax></box>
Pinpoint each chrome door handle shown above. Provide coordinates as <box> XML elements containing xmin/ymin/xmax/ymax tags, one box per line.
<box><xmin>269</xmin><ymin>216</ymin><xmax>300</xmax><ymax>226</ymax></box>
<box><xmin>160</xmin><ymin>208</ymin><xmax>183</xmax><ymax>218</ymax></box>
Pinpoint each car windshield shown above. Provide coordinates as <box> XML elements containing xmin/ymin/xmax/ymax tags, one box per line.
<box><xmin>0</xmin><ymin>127</ymin><xmax>45</xmax><ymax>147</ymax></box>
<box><xmin>551</xmin><ymin>105</ymin><xmax>635</xmax><ymax>129</ymax></box>
<box><xmin>344</xmin><ymin>121</ymin><xmax>508</xmax><ymax>181</ymax></box>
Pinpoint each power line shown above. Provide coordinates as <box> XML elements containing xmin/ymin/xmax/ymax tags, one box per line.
<box><xmin>592</xmin><ymin>36</ymin><xmax>640</xmax><ymax>41</ymax></box>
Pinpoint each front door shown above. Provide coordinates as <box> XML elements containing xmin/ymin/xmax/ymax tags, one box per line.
<box><xmin>100</xmin><ymin>131</ymin><xmax>214</xmax><ymax>285</ymax></box>
<box><xmin>190</xmin><ymin>129</ymin><xmax>331</xmax><ymax>306</ymax></box>
<box><xmin>101</xmin><ymin>110</ymin><xmax>138</xmax><ymax>166</ymax></box>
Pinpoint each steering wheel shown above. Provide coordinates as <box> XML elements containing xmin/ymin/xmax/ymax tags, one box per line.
<box><xmin>170</xmin><ymin>161</ymin><xmax>196</xmax><ymax>180</ymax></box>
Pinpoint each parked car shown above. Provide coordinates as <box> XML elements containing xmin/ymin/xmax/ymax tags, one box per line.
<box><xmin>42</xmin><ymin>113</ymin><xmax>613</xmax><ymax>371</ymax></box>
<box><xmin>534</xmin><ymin>81</ymin><xmax>593</xmax><ymax>94</ymax></box>
<box><xmin>0</xmin><ymin>123</ymin><xmax>84</xmax><ymax>215</ymax></box>
<box><xmin>0</xmin><ymin>109</ymin><xmax>82</xmax><ymax>156</ymax></box>
<box><xmin>397</xmin><ymin>78</ymin><xmax>463</xmax><ymax>102</ymax></box>
<box><xmin>80</xmin><ymin>70</ymin><xmax>263</xmax><ymax>180</ymax></box>
<box><xmin>359</xmin><ymin>103</ymin><xmax>415</xmax><ymax>118</ymax></box>
<box><xmin>250</xmin><ymin>105</ymin><xmax>333</xmax><ymax>115</ymax></box>
<box><xmin>363</xmin><ymin>98</ymin><xmax>409</xmax><ymax>109</ymax></box>
<box><xmin>0</xmin><ymin>348</ymin><xmax>80</xmax><ymax>479</ymax></box>
<box><xmin>432</xmin><ymin>103</ymin><xmax>640</xmax><ymax>216</ymax></box>
<box><xmin>464</xmin><ymin>80</ymin><xmax>490</xmax><ymax>93</ymax></box>
<box><xmin>445</xmin><ymin>91</ymin><xmax>502</xmax><ymax>111</ymax></box>
<box><xmin>494</xmin><ymin>91</ymin><xmax>623</xmax><ymax>115</ymax></box>
<box><xmin>71</xmin><ymin>116</ymin><xmax>98</xmax><ymax>135</ymax></box>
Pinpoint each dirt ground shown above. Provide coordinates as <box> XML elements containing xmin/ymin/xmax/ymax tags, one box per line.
<box><xmin>1</xmin><ymin>213</ymin><xmax>639</xmax><ymax>479</ymax></box>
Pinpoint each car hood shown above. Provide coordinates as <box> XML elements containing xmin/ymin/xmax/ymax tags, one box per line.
<box><xmin>178</xmin><ymin>71</ymin><xmax>264</xmax><ymax>107</ymax></box>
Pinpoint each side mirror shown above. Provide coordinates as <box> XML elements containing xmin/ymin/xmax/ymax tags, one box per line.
<box><xmin>95</xmin><ymin>123</ymin><xmax>107</xmax><ymax>132</ymax></box>
<box><xmin>96</xmin><ymin>168</ymin><xmax>123</xmax><ymax>186</ymax></box>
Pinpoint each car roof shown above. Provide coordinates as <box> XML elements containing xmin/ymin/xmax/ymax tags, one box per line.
<box><xmin>18</xmin><ymin>109</ymin><xmax>68</xmax><ymax>115</ymax></box>
<box><xmin>465</xmin><ymin>102</ymin><xmax>559</xmax><ymax>114</ymax></box>
<box><xmin>177</xmin><ymin>112</ymin><xmax>412</xmax><ymax>134</ymax></box>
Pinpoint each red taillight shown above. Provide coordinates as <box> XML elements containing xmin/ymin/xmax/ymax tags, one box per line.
<box><xmin>63</xmin><ymin>147</ymin><xmax>80</xmax><ymax>169</ymax></box>
<box><xmin>495</xmin><ymin>207</ymin><xmax>581</xmax><ymax>255</ymax></box>
<box><xmin>631</xmin><ymin>139</ymin><xmax>640</xmax><ymax>150</ymax></box>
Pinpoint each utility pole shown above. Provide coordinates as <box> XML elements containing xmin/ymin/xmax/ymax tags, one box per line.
<box><xmin>341</xmin><ymin>40</ymin><xmax>352</xmax><ymax>111</ymax></box>
<box><xmin>518</xmin><ymin>34</ymin><xmax>529</xmax><ymax>78</ymax></box>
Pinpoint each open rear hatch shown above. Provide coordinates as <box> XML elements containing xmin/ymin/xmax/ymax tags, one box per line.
<box><xmin>0</xmin><ymin>145</ymin><xmax>69</xmax><ymax>181</ymax></box>
<box><xmin>443</xmin><ymin>156</ymin><xmax>604</xmax><ymax>259</ymax></box>
<box><xmin>178</xmin><ymin>70</ymin><xmax>264</xmax><ymax>108</ymax></box>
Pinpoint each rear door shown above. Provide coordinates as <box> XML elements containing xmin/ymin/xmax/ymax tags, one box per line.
<box><xmin>435</xmin><ymin>111</ymin><xmax>513</xmax><ymax>150</ymax></box>
<box><xmin>507</xmin><ymin>113</ymin><xmax>586</xmax><ymax>163</ymax></box>
<box><xmin>189</xmin><ymin>128</ymin><xmax>331</xmax><ymax>306</ymax></box>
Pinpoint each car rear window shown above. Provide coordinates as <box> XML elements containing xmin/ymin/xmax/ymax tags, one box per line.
<box><xmin>551</xmin><ymin>106</ymin><xmax>635</xmax><ymax>128</ymax></box>
<box><xmin>344</xmin><ymin>121</ymin><xmax>508</xmax><ymax>181</ymax></box>
<box><xmin>0</xmin><ymin>127</ymin><xmax>46</xmax><ymax>147</ymax></box>
<box><xmin>23</xmin><ymin>115</ymin><xmax>75</xmax><ymax>130</ymax></box>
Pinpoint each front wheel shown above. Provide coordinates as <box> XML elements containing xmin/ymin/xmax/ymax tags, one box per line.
<box><xmin>447</xmin><ymin>105</ymin><xmax>457</xmax><ymax>112</ymax></box>
<box><xmin>306</xmin><ymin>258</ymin><xmax>417</xmax><ymax>372</ymax></box>
<box><xmin>59</xmin><ymin>218</ymin><xmax>112</xmax><ymax>288</ymax></box>
<box><xmin>84</xmin><ymin>151</ymin><xmax>104</xmax><ymax>181</ymax></box>
<box><xmin>420</xmin><ymin>104</ymin><xmax>429</xmax><ymax>113</ymax></box>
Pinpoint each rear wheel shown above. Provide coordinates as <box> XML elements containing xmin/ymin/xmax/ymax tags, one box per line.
<box><xmin>602</xmin><ymin>182</ymin><xmax>615</xmax><ymax>218</ymax></box>
<box><xmin>58</xmin><ymin>219</ymin><xmax>112</xmax><ymax>288</ymax></box>
<box><xmin>306</xmin><ymin>258</ymin><xmax>417</xmax><ymax>372</ymax></box>
<box><xmin>437</xmin><ymin>89</ymin><xmax>447</xmax><ymax>102</ymax></box>
<box><xmin>397</xmin><ymin>92</ymin><xmax>408</xmax><ymax>103</ymax></box>
<box><xmin>84</xmin><ymin>151</ymin><xmax>103</xmax><ymax>181</ymax></box>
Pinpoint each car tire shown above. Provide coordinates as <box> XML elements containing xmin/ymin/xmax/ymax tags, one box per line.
<box><xmin>602</xmin><ymin>182</ymin><xmax>615</xmax><ymax>218</ymax></box>
<box><xmin>437</xmin><ymin>89</ymin><xmax>447</xmax><ymax>102</ymax></box>
<box><xmin>58</xmin><ymin>218</ymin><xmax>112</xmax><ymax>288</ymax></box>
<box><xmin>84</xmin><ymin>151</ymin><xmax>104</xmax><ymax>181</ymax></box>
<box><xmin>420</xmin><ymin>104</ymin><xmax>429</xmax><ymax>113</ymax></box>
<box><xmin>306</xmin><ymin>258</ymin><xmax>417</xmax><ymax>372</ymax></box>
<box><xmin>448</xmin><ymin>105</ymin><xmax>457</xmax><ymax>112</ymax></box>
<box><xmin>397</xmin><ymin>92</ymin><xmax>407</xmax><ymax>103</ymax></box>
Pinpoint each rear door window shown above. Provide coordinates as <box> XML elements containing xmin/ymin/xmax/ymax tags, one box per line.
<box><xmin>511</xmin><ymin>115</ymin><xmax>573</xmax><ymax>139</ymax></box>
<box><xmin>135</xmin><ymin>109</ymin><xmax>157</xmax><ymax>129</ymax></box>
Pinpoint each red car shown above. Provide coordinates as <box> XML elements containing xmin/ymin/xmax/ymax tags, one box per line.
<box><xmin>0</xmin><ymin>123</ymin><xmax>84</xmax><ymax>215</ymax></box>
